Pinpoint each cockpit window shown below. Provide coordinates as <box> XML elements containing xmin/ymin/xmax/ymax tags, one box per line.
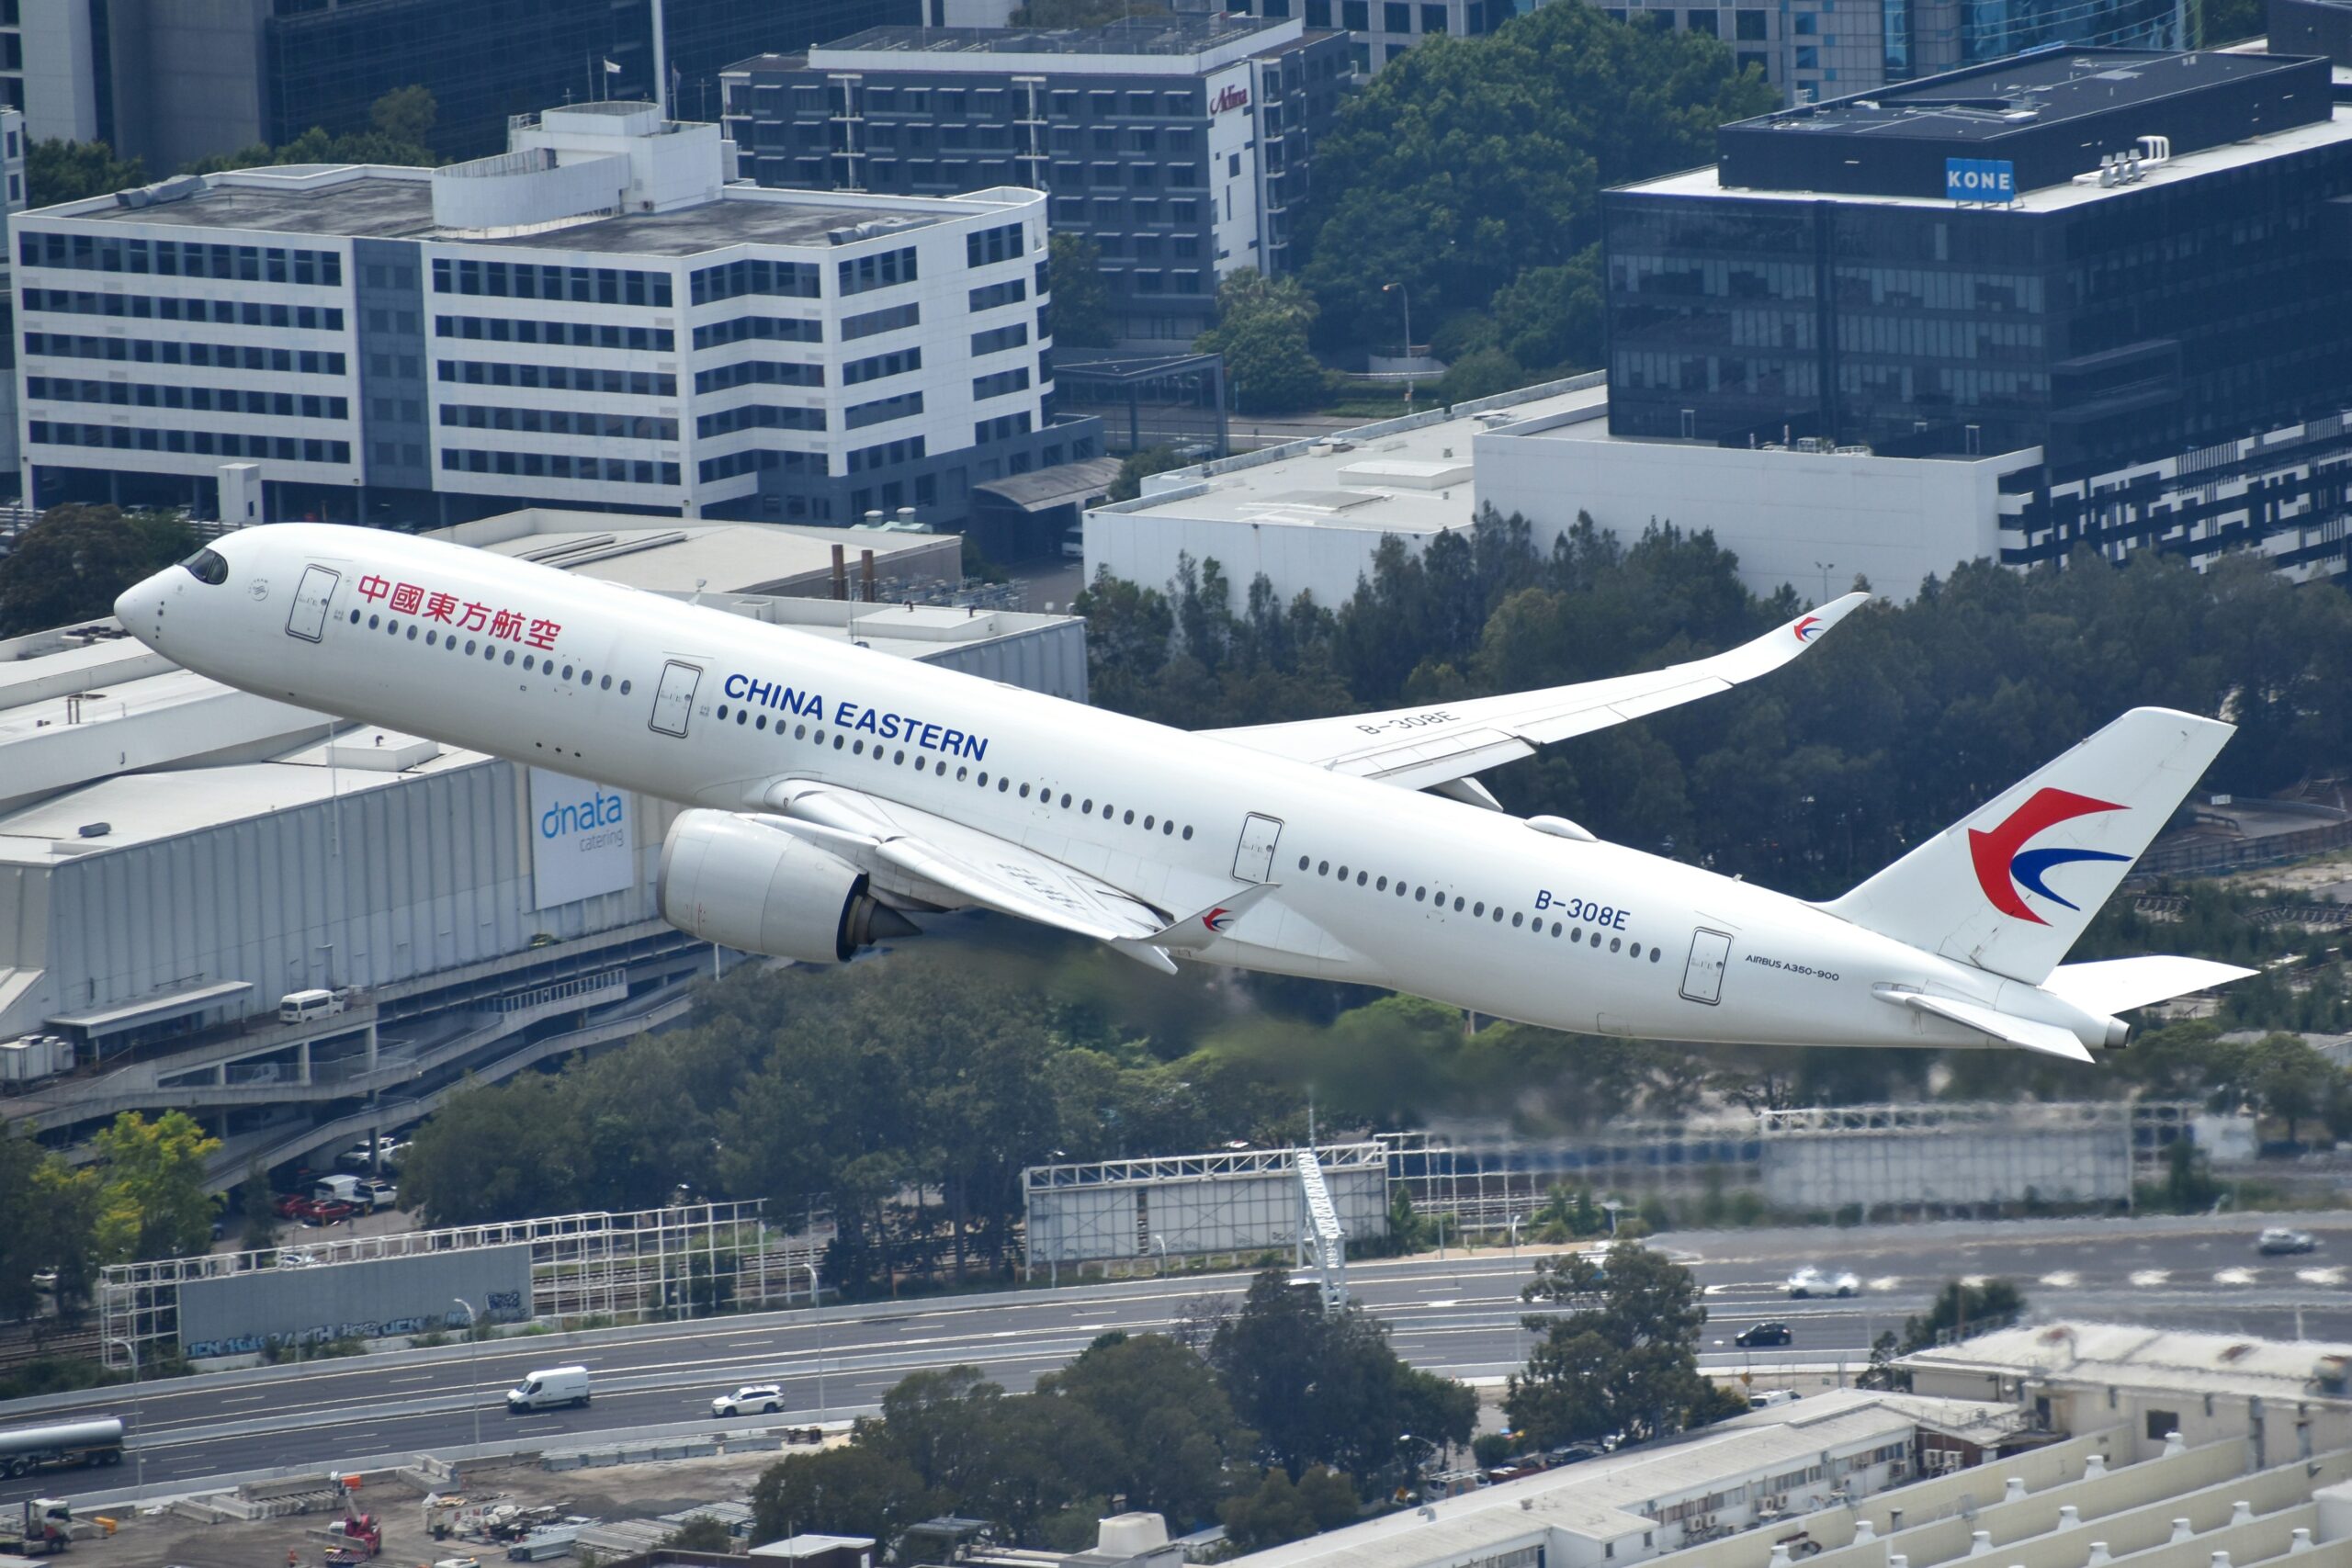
<box><xmin>180</xmin><ymin>548</ymin><xmax>229</xmax><ymax>586</ymax></box>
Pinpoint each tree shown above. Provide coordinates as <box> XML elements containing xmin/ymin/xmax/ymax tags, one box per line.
<box><xmin>1220</xmin><ymin>1465</ymin><xmax>1357</xmax><ymax>1551</ymax></box>
<box><xmin>1490</xmin><ymin>247</ymin><xmax>1606</xmax><ymax>374</ymax></box>
<box><xmin>2225</xmin><ymin>1032</ymin><xmax>2336</xmax><ymax>1145</ymax></box>
<box><xmin>92</xmin><ymin>1111</ymin><xmax>221</xmax><ymax>1263</ymax></box>
<box><xmin>0</xmin><ymin>1125</ymin><xmax>62</xmax><ymax>1323</ymax></box>
<box><xmin>1439</xmin><ymin>348</ymin><xmax>1535</xmax><ymax>404</ymax></box>
<box><xmin>27</xmin><ymin>140</ymin><xmax>148</xmax><ymax>208</ymax></box>
<box><xmin>1207</xmin><ymin>1269</ymin><xmax>1475</xmax><ymax>1491</ymax></box>
<box><xmin>1506</xmin><ymin>1241</ymin><xmax>1715</xmax><ymax>1448</ymax></box>
<box><xmin>240</xmin><ymin>1160</ymin><xmax>280</xmax><ymax>1248</ymax></box>
<box><xmin>1107</xmin><ymin>445</ymin><xmax>1193</xmax><ymax>503</ymax></box>
<box><xmin>1900</xmin><ymin>1279</ymin><xmax>2027</xmax><ymax>1354</ymax></box>
<box><xmin>1050</xmin><ymin>232</ymin><xmax>1115</xmax><ymax>349</ymax></box>
<box><xmin>1037</xmin><ymin>1332</ymin><xmax>1251</xmax><ymax>1528</ymax></box>
<box><xmin>0</xmin><ymin>505</ymin><xmax>194</xmax><ymax>637</ymax></box>
<box><xmin>1194</xmin><ymin>269</ymin><xmax>1326</xmax><ymax>415</ymax></box>
<box><xmin>751</xmin><ymin>1445</ymin><xmax>933</xmax><ymax>1548</ymax></box>
<box><xmin>1856</xmin><ymin>1330</ymin><xmax>1908</xmax><ymax>1392</ymax></box>
<box><xmin>662</xmin><ymin>1514</ymin><xmax>736</xmax><ymax>1552</ymax></box>
<box><xmin>369</xmin><ymin>85</ymin><xmax>439</xmax><ymax>150</ymax></box>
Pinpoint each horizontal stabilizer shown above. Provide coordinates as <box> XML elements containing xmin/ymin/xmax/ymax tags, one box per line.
<box><xmin>2043</xmin><ymin>955</ymin><xmax>2256</xmax><ymax>1017</ymax></box>
<box><xmin>1881</xmin><ymin>987</ymin><xmax>2095</xmax><ymax>1062</ymax></box>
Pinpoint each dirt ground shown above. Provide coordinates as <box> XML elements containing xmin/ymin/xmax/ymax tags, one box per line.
<box><xmin>56</xmin><ymin>1446</ymin><xmax>795</xmax><ymax>1568</ymax></box>
<box><xmin>2224</xmin><ymin>851</ymin><xmax>2352</xmax><ymax>901</ymax></box>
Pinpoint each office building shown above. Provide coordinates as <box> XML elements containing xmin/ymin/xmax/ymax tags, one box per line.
<box><xmin>0</xmin><ymin>105</ymin><xmax>23</xmax><ymax>497</ymax></box>
<box><xmin>723</xmin><ymin>15</ymin><xmax>1351</xmax><ymax>345</ymax></box>
<box><xmin>1602</xmin><ymin>49</ymin><xmax>2352</xmax><ymax>577</ymax></box>
<box><xmin>1600</xmin><ymin>0</ymin><xmax>2182</xmax><ymax>102</ymax></box>
<box><xmin>0</xmin><ymin>0</ymin><xmax>920</xmax><ymax>174</ymax></box>
<box><xmin>17</xmin><ymin>101</ymin><xmax>1097</xmax><ymax>530</ymax></box>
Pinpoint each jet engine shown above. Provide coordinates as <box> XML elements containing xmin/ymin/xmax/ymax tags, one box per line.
<box><xmin>657</xmin><ymin>810</ymin><xmax>913</xmax><ymax>963</ymax></box>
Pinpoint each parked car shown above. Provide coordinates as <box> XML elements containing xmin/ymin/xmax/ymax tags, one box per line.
<box><xmin>711</xmin><ymin>1383</ymin><xmax>784</xmax><ymax>1418</ymax></box>
<box><xmin>273</xmin><ymin>1193</ymin><xmax>315</xmax><ymax>1220</ymax></box>
<box><xmin>300</xmin><ymin>1200</ymin><xmax>358</xmax><ymax>1226</ymax></box>
<box><xmin>2258</xmin><ymin>1227</ymin><xmax>2319</xmax><ymax>1255</ymax></box>
<box><xmin>1736</xmin><ymin>1321</ymin><xmax>1795</xmax><ymax>1348</ymax></box>
<box><xmin>1786</xmin><ymin>1266</ymin><xmax>1861</xmax><ymax>1299</ymax></box>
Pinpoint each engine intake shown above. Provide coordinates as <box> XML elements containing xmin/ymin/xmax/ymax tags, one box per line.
<box><xmin>657</xmin><ymin>810</ymin><xmax>912</xmax><ymax>963</ymax></box>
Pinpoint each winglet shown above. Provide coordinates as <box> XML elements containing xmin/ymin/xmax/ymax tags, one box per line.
<box><xmin>1750</xmin><ymin>591</ymin><xmax>1872</xmax><ymax>670</ymax></box>
<box><xmin>1149</xmin><ymin>882</ymin><xmax>1278</xmax><ymax>951</ymax></box>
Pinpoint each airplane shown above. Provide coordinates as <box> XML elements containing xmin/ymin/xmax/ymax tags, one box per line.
<box><xmin>115</xmin><ymin>525</ymin><xmax>2251</xmax><ymax>1061</ymax></box>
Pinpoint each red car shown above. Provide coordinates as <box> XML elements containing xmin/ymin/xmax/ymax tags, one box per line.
<box><xmin>300</xmin><ymin>1200</ymin><xmax>357</xmax><ymax>1225</ymax></box>
<box><xmin>273</xmin><ymin>1194</ymin><xmax>315</xmax><ymax>1220</ymax></box>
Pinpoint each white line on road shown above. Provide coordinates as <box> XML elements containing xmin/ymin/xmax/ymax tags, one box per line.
<box><xmin>2041</xmin><ymin>1271</ymin><xmax>2079</xmax><ymax>1288</ymax></box>
<box><xmin>2131</xmin><ymin>1269</ymin><xmax>2170</xmax><ymax>1287</ymax></box>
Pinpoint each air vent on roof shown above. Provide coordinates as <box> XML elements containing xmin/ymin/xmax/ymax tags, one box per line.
<box><xmin>77</xmin><ymin>822</ymin><xmax>110</xmax><ymax>839</ymax></box>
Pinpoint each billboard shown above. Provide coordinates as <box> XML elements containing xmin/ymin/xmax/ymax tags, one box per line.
<box><xmin>178</xmin><ymin>1246</ymin><xmax>533</xmax><ymax>1359</ymax></box>
<box><xmin>1945</xmin><ymin>157</ymin><xmax>2016</xmax><ymax>203</ymax></box>
<box><xmin>529</xmin><ymin>768</ymin><xmax>636</xmax><ymax>910</ymax></box>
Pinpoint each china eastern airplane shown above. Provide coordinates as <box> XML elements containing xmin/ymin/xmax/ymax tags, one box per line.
<box><xmin>116</xmin><ymin>525</ymin><xmax>2251</xmax><ymax>1061</ymax></box>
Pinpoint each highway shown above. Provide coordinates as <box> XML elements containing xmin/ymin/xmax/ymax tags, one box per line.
<box><xmin>6</xmin><ymin>1210</ymin><xmax>2348</xmax><ymax>1506</ymax></box>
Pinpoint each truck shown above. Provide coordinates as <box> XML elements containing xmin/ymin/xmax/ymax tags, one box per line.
<box><xmin>312</xmin><ymin>1174</ymin><xmax>397</xmax><ymax>1212</ymax></box>
<box><xmin>0</xmin><ymin>1419</ymin><xmax>124</xmax><ymax>1479</ymax></box>
<box><xmin>307</xmin><ymin>1511</ymin><xmax>382</xmax><ymax>1563</ymax></box>
<box><xmin>0</xmin><ymin>1499</ymin><xmax>77</xmax><ymax>1554</ymax></box>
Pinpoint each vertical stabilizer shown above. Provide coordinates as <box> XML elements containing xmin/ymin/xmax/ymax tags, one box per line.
<box><xmin>1822</xmin><ymin>707</ymin><xmax>2233</xmax><ymax>984</ymax></box>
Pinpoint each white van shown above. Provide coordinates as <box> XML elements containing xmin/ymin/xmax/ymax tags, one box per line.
<box><xmin>277</xmin><ymin>989</ymin><xmax>345</xmax><ymax>1024</ymax></box>
<box><xmin>507</xmin><ymin>1365</ymin><xmax>591</xmax><ymax>1412</ymax></box>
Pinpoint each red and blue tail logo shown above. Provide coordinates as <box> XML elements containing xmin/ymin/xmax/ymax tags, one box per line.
<box><xmin>1967</xmin><ymin>787</ymin><xmax>2131</xmax><ymax>924</ymax></box>
<box><xmin>1204</xmin><ymin>907</ymin><xmax>1236</xmax><ymax>933</ymax></box>
<box><xmin>1793</xmin><ymin>615</ymin><xmax>1823</xmax><ymax>643</ymax></box>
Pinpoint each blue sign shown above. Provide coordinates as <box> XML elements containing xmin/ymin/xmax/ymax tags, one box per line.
<box><xmin>1945</xmin><ymin>157</ymin><xmax>2016</xmax><ymax>203</ymax></box>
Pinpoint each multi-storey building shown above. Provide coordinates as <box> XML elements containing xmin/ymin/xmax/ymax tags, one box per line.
<box><xmin>16</xmin><ymin>101</ymin><xmax>1094</xmax><ymax>529</ymax></box>
<box><xmin>723</xmin><ymin>15</ymin><xmax>1351</xmax><ymax>346</ymax></box>
<box><xmin>1600</xmin><ymin>47</ymin><xmax>2352</xmax><ymax>576</ymax></box>
<box><xmin>1601</xmin><ymin>0</ymin><xmax>2181</xmax><ymax>102</ymax></box>
<box><xmin>0</xmin><ymin>0</ymin><xmax>918</xmax><ymax>172</ymax></box>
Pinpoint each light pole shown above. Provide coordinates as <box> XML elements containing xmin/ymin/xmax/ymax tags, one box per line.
<box><xmin>1149</xmin><ymin>1235</ymin><xmax>1167</xmax><ymax>1277</ymax></box>
<box><xmin>801</xmin><ymin>1263</ymin><xmax>826</xmax><ymax>1424</ymax></box>
<box><xmin>106</xmin><ymin>1337</ymin><xmax>142</xmax><ymax>1505</ymax></box>
<box><xmin>1382</xmin><ymin>281</ymin><xmax>1413</xmax><ymax>363</ymax></box>
<box><xmin>452</xmin><ymin>1298</ymin><xmax>481</xmax><ymax>1461</ymax></box>
<box><xmin>1507</xmin><ymin>1214</ymin><xmax>1523</xmax><ymax>1257</ymax></box>
<box><xmin>1815</xmin><ymin>560</ymin><xmax>1836</xmax><ymax>604</ymax></box>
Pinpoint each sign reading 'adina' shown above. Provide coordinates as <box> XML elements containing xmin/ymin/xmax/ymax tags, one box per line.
<box><xmin>528</xmin><ymin>767</ymin><xmax>636</xmax><ymax>910</ymax></box>
<box><xmin>1945</xmin><ymin>157</ymin><xmax>2017</xmax><ymax>202</ymax></box>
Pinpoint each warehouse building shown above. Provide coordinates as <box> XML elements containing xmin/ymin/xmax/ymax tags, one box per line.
<box><xmin>15</xmin><ymin>99</ymin><xmax>1096</xmax><ymax>531</ymax></box>
<box><xmin>0</xmin><ymin>513</ymin><xmax>1083</xmax><ymax>1184</ymax></box>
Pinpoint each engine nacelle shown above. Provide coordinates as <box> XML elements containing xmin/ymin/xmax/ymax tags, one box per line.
<box><xmin>657</xmin><ymin>809</ymin><xmax>909</xmax><ymax>963</ymax></box>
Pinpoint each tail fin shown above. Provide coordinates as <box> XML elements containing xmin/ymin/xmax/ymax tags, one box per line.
<box><xmin>1823</xmin><ymin>707</ymin><xmax>2233</xmax><ymax>984</ymax></box>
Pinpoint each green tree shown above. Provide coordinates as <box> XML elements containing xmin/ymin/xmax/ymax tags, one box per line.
<box><xmin>369</xmin><ymin>85</ymin><xmax>439</xmax><ymax>149</ymax></box>
<box><xmin>1506</xmin><ymin>1240</ymin><xmax>1714</xmax><ymax>1447</ymax></box>
<box><xmin>1439</xmin><ymin>347</ymin><xmax>1534</xmax><ymax>404</ymax></box>
<box><xmin>1856</xmin><ymin>1330</ymin><xmax>1908</xmax><ymax>1391</ymax></box>
<box><xmin>1297</xmin><ymin>5</ymin><xmax>1774</xmax><ymax>348</ymax></box>
<box><xmin>0</xmin><ymin>504</ymin><xmax>195</xmax><ymax>637</ymax></box>
<box><xmin>1220</xmin><ymin>1465</ymin><xmax>1357</xmax><ymax>1551</ymax></box>
<box><xmin>662</xmin><ymin>1513</ymin><xmax>735</xmax><ymax>1552</ymax></box>
<box><xmin>2223</xmin><ymin>1032</ymin><xmax>2337</xmax><ymax>1145</ymax></box>
<box><xmin>27</xmin><ymin>140</ymin><xmax>148</xmax><ymax>208</ymax></box>
<box><xmin>239</xmin><ymin>1160</ymin><xmax>280</xmax><ymax>1248</ymax></box>
<box><xmin>1900</xmin><ymin>1279</ymin><xmax>2027</xmax><ymax>1353</ymax></box>
<box><xmin>1038</xmin><ymin>1332</ymin><xmax>1251</xmax><ymax>1527</ymax></box>
<box><xmin>0</xmin><ymin>1125</ymin><xmax>62</xmax><ymax>1323</ymax></box>
<box><xmin>1194</xmin><ymin>269</ymin><xmax>1326</xmax><ymax>415</ymax></box>
<box><xmin>1050</xmin><ymin>232</ymin><xmax>1115</xmax><ymax>349</ymax></box>
<box><xmin>1490</xmin><ymin>247</ymin><xmax>1606</xmax><ymax>374</ymax></box>
<box><xmin>92</xmin><ymin>1111</ymin><xmax>221</xmax><ymax>1262</ymax></box>
<box><xmin>751</xmin><ymin>1445</ymin><xmax>933</xmax><ymax>1548</ymax></box>
<box><xmin>1207</xmin><ymin>1269</ymin><xmax>1475</xmax><ymax>1491</ymax></box>
<box><xmin>1107</xmin><ymin>445</ymin><xmax>1193</xmax><ymax>503</ymax></box>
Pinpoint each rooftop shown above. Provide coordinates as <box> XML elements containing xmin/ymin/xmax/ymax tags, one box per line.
<box><xmin>820</xmin><ymin>13</ymin><xmax>1283</xmax><ymax>57</ymax></box>
<box><xmin>1096</xmin><ymin>377</ymin><xmax>1604</xmax><ymax>538</ymax></box>
<box><xmin>1902</xmin><ymin>1322</ymin><xmax>2352</xmax><ymax>1404</ymax></box>
<box><xmin>422</xmin><ymin>511</ymin><xmax>964</xmax><ymax>597</ymax></box>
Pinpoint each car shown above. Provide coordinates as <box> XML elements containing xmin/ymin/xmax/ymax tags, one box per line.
<box><xmin>277</xmin><ymin>1247</ymin><xmax>319</xmax><ymax>1269</ymax></box>
<box><xmin>1736</xmin><ymin>1321</ymin><xmax>1794</xmax><ymax>1348</ymax></box>
<box><xmin>2258</xmin><ymin>1227</ymin><xmax>2319</xmax><ymax>1255</ymax></box>
<box><xmin>1544</xmin><ymin>1445</ymin><xmax>1604</xmax><ymax>1466</ymax></box>
<box><xmin>712</xmin><ymin>1382</ymin><xmax>784</xmax><ymax>1418</ymax></box>
<box><xmin>301</xmin><ymin>1200</ymin><xmax>358</xmax><ymax>1226</ymax></box>
<box><xmin>29</xmin><ymin>1269</ymin><xmax>57</xmax><ymax>1294</ymax></box>
<box><xmin>273</xmin><ymin>1193</ymin><xmax>315</xmax><ymax>1220</ymax></box>
<box><xmin>1786</xmin><ymin>1266</ymin><xmax>1861</xmax><ymax>1299</ymax></box>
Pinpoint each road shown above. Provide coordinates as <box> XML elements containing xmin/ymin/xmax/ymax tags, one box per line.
<box><xmin>6</xmin><ymin>1211</ymin><xmax>2346</xmax><ymax>1506</ymax></box>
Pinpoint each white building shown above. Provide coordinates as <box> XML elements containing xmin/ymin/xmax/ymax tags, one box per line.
<box><xmin>15</xmin><ymin>101</ymin><xmax>1097</xmax><ymax>530</ymax></box>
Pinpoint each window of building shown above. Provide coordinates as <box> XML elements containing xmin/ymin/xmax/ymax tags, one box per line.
<box><xmin>838</xmin><ymin>246</ymin><xmax>919</xmax><ymax>296</ymax></box>
<box><xmin>2145</xmin><ymin>1411</ymin><xmax>2180</xmax><ymax>1442</ymax></box>
<box><xmin>1384</xmin><ymin>0</ymin><xmax>1412</xmax><ymax>27</ymax></box>
<box><xmin>1735</xmin><ymin>7</ymin><xmax>1767</xmax><ymax>35</ymax></box>
<box><xmin>1686</xmin><ymin>8</ymin><xmax>1718</xmax><ymax>30</ymax></box>
<box><xmin>1421</xmin><ymin>3</ymin><xmax>1447</xmax><ymax>28</ymax></box>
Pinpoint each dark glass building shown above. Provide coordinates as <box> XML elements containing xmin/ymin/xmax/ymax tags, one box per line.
<box><xmin>722</xmin><ymin>16</ymin><xmax>1351</xmax><ymax>347</ymax></box>
<box><xmin>1604</xmin><ymin>49</ymin><xmax>2352</xmax><ymax>492</ymax></box>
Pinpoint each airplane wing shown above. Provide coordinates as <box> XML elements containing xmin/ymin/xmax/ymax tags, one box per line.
<box><xmin>756</xmin><ymin>780</ymin><xmax>1261</xmax><ymax>972</ymax></box>
<box><xmin>1204</xmin><ymin>592</ymin><xmax>1871</xmax><ymax>794</ymax></box>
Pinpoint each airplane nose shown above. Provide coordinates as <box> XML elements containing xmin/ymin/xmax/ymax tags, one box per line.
<box><xmin>114</xmin><ymin>570</ymin><xmax>170</xmax><ymax>636</ymax></box>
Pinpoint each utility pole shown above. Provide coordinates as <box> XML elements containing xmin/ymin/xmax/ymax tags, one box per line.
<box><xmin>453</xmin><ymin>1298</ymin><xmax>482</xmax><ymax>1461</ymax></box>
<box><xmin>802</xmin><ymin>1263</ymin><xmax>826</xmax><ymax>1423</ymax></box>
<box><xmin>106</xmin><ymin>1337</ymin><xmax>142</xmax><ymax>1505</ymax></box>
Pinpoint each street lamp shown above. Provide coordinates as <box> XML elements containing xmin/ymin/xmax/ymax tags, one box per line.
<box><xmin>1382</xmin><ymin>281</ymin><xmax>1413</xmax><ymax>364</ymax></box>
<box><xmin>1507</xmin><ymin>1214</ymin><xmax>1523</xmax><ymax>1257</ymax></box>
<box><xmin>802</xmin><ymin>1262</ymin><xmax>826</xmax><ymax>1425</ymax></box>
<box><xmin>452</xmin><ymin>1298</ymin><xmax>481</xmax><ymax>1462</ymax></box>
<box><xmin>1149</xmin><ymin>1235</ymin><xmax>1168</xmax><ymax>1277</ymax></box>
<box><xmin>1814</xmin><ymin>560</ymin><xmax>1836</xmax><ymax>604</ymax></box>
<box><xmin>106</xmin><ymin>1337</ymin><xmax>142</xmax><ymax>1505</ymax></box>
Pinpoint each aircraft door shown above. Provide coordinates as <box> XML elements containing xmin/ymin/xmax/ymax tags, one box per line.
<box><xmin>649</xmin><ymin>660</ymin><xmax>702</xmax><ymax>737</ymax></box>
<box><xmin>1231</xmin><ymin>813</ymin><xmax>1283</xmax><ymax>883</ymax></box>
<box><xmin>1679</xmin><ymin>929</ymin><xmax>1732</xmax><ymax>1005</ymax></box>
<box><xmin>287</xmin><ymin>566</ymin><xmax>339</xmax><ymax>643</ymax></box>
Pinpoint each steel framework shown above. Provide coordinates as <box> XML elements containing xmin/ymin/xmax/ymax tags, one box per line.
<box><xmin>1022</xmin><ymin>1144</ymin><xmax>1386</xmax><ymax>1276</ymax></box>
<box><xmin>99</xmin><ymin>1200</ymin><xmax>820</xmax><ymax>1367</ymax></box>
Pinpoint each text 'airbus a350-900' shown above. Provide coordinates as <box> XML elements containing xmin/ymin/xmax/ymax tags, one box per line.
<box><xmin>117</xmin><ymin>525</ymin><xmax>2250</xmax><ymax>1060</ymax></box>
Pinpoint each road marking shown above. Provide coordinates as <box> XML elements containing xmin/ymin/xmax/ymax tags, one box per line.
<box><xmin>2214</xmin><ymin>1268</ymin><xmax>2256</xmax><ymax>1286</ymax></box>
<box><xmin>220</xmin><ymin>1393</ymin><xmax>268</xmax><ymax>1404</ymax></box>
<box><xmin>1960</xmin><ymin>1274</ymin><xmax>1988</xmax><ymax>1289</ymax></box>
<box><xmin>2130</xmin><ymin>1269</ymin><xmax>2170</xmax><ymax>1287</ymax></box>
<box><xmin>1426</xmin><ymin>1299</ymin><xmax>1460</xmax><ymax>1308</ymax></box>
<box><xmin>2301</xmin><ymin>1268</ymin><xmax>2345</xmax><ymax>1286</ymax></box>
<box><xmin>1868</xmin><ymin>1277</ymin><xmax>1902</xmax><ymax>1292</ymax></box>
<box><xmin>2041</xmin><ymin>1271</ymin><xmax>2079</xmax><ymax>1288</ymax></box>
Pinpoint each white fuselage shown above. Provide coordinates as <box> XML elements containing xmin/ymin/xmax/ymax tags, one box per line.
<box><xmin>117</xmin><ymin>524</ymin><xmax>2061</xmax><ymax>1052</ymax></box>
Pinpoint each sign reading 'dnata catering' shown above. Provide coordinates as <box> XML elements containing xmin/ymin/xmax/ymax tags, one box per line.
<box><xmin>528</xmin><ymin>768</ymin><xmax>636</xmax><ymax>910</ymax></box>
<box><xmin>1944</xmin><ymin>157</ymin><xmax>2016</xmax><ymax>203</ymax></box>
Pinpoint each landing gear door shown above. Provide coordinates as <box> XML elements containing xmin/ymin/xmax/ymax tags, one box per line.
<box><xmin>287</xmin><ymin>565</ymin><xmax>338</xmax><ymax>643</ymax></box>
<box><xmin>649</xmin><ymin>660</ymin><xmax>702</xmax><ymax>738</ymax></box>
<box><xmin>1679</xmin><ymin>929</ymin><xmax>1732</xmax><ymax>1005</ymax></box>
<box><xmin>1232</xmin><ymin>813</ymin><xmax>1283</xmax><ymax>883</ymax></box>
